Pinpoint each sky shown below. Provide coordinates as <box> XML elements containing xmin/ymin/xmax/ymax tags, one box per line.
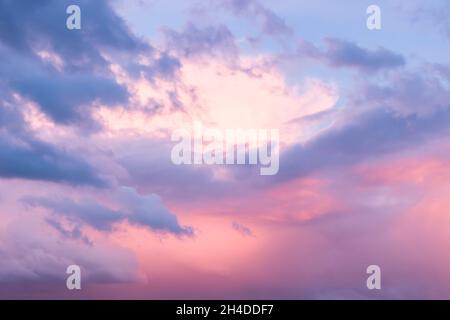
<box><xmin>1</xmin><ymin>0</ymin><xmax>450</xmax><ymax>299</ymax></box>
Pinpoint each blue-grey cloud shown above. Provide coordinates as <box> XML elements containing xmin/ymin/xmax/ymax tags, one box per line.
<box><xmin>0</xmin><ymin>99</ymin><xmax>25</xmax><ymax>132</ymax></box>
<box><xmin>0</xmin><ymin>0</ymin><xmax>147</xmax><ymax>70</ymax></box>
<box><xmin>299</xmin><ymin>38</ymin><xmax>405</xmax><ymax>72</ymax></box>
<box><xmin>25</xmin><ymin>196</ymin><xmax>124</xmax><ymax>232</ymax></box>
<box><xmin>0</xmin><ymin>95</ymin><xmax>108</xmax><ymax>186</ymax></box>
<box><xmin>276</xmin><ymin>107</ymin><xmax>450</xmax><ymax>183</ymax></box>
<box><xmin>220</xmin><ymin>0</ymin><xmax>292</xmax><ymax>37</ymax></box>
<box><xmin>45</xmin><ymin>218</ymin><xmax>92</xmax><ymax>245</ymax></box>
<box><xmin>356</xmin><ymin>64</ymin><xmax>450</xmax><ymax>117</ymax></box>
<box><xmin>0</xmin><ymin>0</ymin><xmax>180</xmax><ymax>127</ymax></box>
<box><xmin>12</xmin><ymin>71</ymin><xmax>128</xmax><ymax>124</ymax></box>
<box><xmin>164</xmin><ymin>23</ymin><xmax>237</xmax><ymax>59</ymax></box>
<box><xmin>232</xmin><ymin>222</ymin><xmax>254</xmax><ymax>237</ymax></box>
<box><xmin>0</xmin><ymin>136</ymin><xmax>108</xmax><ymax>187</ymax></box>
<box><xmin>23</xmin><ymin>187</ymin><xmax>194</xmax><ymax>236</ymax></box>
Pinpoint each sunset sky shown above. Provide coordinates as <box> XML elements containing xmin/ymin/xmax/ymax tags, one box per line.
<box><xmin>1</xmin><ymin>0</ymin><xmax>450</xmax><ymax>299</ymax></box>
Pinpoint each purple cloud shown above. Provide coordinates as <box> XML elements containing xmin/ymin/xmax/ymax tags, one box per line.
<box><xmin>0</xmin><ymin>215</ymin><xmax>140</xmax><ymax>284</ymax></box>
<box><xmin>357</xmin><ymin>64</ymin><xmax>450</xmax><ymax>117</ymax></box>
